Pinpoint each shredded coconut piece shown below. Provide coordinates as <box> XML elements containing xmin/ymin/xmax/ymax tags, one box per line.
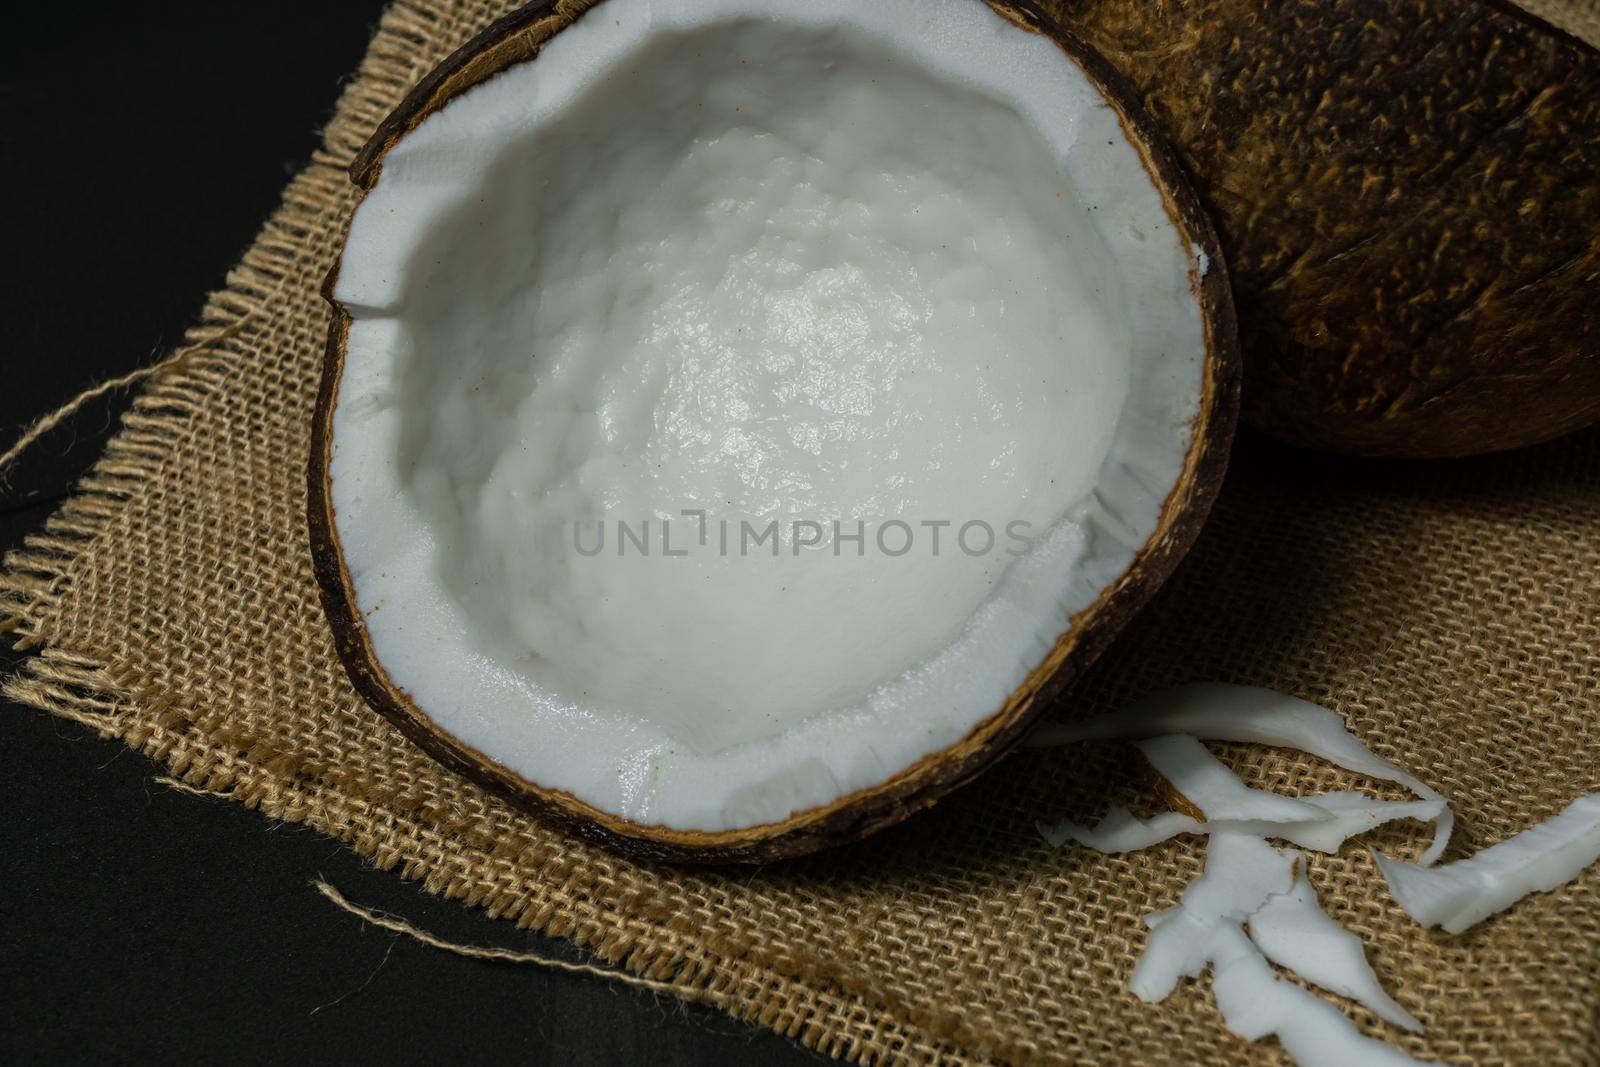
<box><xmin>1136</xmin><ymin>734</ymin><xmax>1330</xmax><ymax>824</ymax></box>
<box><xmin>1129</xmin><ymin>835</ymin><xmax>1433</xmax><ymax>1063</ymax></box>
<box><xmin>1209</xmin><ymin>923</ymin><xmax>1428</xmax><ymax>1066</ymax></box>
<box><xmin>1262</xmin><ymin>793</ymin><xmax>1446</xmax><ymax>855</ymax></box>
<box><xmin>1375</xmin><ymin>792</ymin><xmax>1600</xmax><ymax>933</ymax></box>
<box><xmin>1030</xmin><ymin>686</ymin><xmax>1599</xmax><ymax>1063</ymax></box>
<box><xmin>1036</xmin><ymin>807</ymin><xmax>1201</xmax><ymax>851</ymax></box>
<box><xmin>1039</xmin><ymin>792</ymin><xmax>1444</xmax><ymax>855</ymax></box>
<box><xmin>1130</xmin><ymin>832</ymin><xmax>1299</xmax><ymax>1002</ymax></box>
<box><xmin>1027</xmin><ymin>683</ymin><xmax>1453</xmax><ymax>864</ymax></box>
<box><xmin>1249</xmin><ymin>866</ymin><xmax>1423</xmax><ymax>1032</ymax></box>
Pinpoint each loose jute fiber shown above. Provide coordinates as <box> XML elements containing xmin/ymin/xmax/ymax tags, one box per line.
<box><xmin>4</xmin><ymin>1</ymin><xmax>1598</xmax><ymax>1064</ymax></box>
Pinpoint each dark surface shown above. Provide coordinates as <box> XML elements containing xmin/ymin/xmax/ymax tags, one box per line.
<box><xmin>0</xmin><ymin>5</ymin><xmax>825</xmax><ymax>1064</ymax></box>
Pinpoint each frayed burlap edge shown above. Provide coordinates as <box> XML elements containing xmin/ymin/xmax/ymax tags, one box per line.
<box><xmin>2</xmin><ymin>652</ymin><xmax>961</xmax><ymax>1065</ymax></box>
<box><xmin>0</xmin><ymin>3</ymin><xmax>973</xmax><ymax>1062</ymax></box>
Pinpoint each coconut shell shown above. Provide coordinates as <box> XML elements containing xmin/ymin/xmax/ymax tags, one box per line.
<box><xmin>1044</xmin><ymin>0</ymin><xmax>1600</xmax><ymax>457</ymax></box>
<box><xmin>311</xmin><ymin>0</ymin><xmax>1241</xmax><ymax>863</ymax></box>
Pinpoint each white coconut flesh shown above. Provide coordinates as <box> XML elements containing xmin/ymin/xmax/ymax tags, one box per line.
<box><xmin>329</xmin><ymin>0</ymin><xmax>1208</xmax><ymax>832</ymax></box>
<box><xmin>1032</xmin><ymin>683</ymin><xmax>1455</xmax><ymax>864</ymax></box>
<box><xmin>1034</xmin><ymin>685</ymin><xmax>1600</xmax><ymax>1065</ymax></box>
<box><xmin>1042</xmin><ymin>792</ymin><xmax>1446</xmax><ymax>856</ymax></box>
<box><xmin>1374</xmin><ymin>793</ymin><xmax>1600</xmax><ymax>934</ymax></box>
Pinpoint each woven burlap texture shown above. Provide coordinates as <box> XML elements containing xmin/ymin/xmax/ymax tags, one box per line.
<box><xmin>1519</xmin><ymin>0</ymin><xmax>1600</xmax><ymax>45</ymax></box>
<box><xmin>4</xmin><ymin>1</ymin><xmax>1598</xmax><ymax>1064</ymax></box>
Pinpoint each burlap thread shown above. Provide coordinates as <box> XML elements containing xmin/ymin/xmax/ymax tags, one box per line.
<box><xmin>4</xmin><ymin>1</ymin><xmax>1597</xmax><ymax>1063</ymax></box>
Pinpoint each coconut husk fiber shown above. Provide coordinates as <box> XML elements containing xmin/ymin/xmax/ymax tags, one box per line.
<box><xmin>4</xmin><ymin>0</ymin><xmax>1598</xmax><ymax>1063</ymax></box>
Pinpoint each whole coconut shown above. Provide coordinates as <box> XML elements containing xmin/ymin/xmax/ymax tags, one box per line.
<box><xmin>1048</xmin><ymin>0</ymin><xmax>1600</xmax><ymax>457</ymax></box>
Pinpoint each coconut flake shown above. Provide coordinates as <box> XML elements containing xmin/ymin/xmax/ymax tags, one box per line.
<box><xmin>1125</xmin><ymin>833</ymin><xmax>1432</xmax><ymax>1063</ymax></box>
<box><xmin>1261</xmin><ymin>793</ymin><xmax>1446</xmax><ymax>855</ymax></box>
<box><xmin>1130</xmin><ymin>832</ymin><xmax>1300</xmax><ymax>1002</ymax></box>
<box><xmin>1208</xmin><ymin>923</ymin><xmax>1428</xmax><ymax>1066</ymax></box>
<box><xmin>1249</xmin><ymin>866</ymin><xmax>1423</xmax><ymax>1032</ymax></box>
<box><xmin>1041</xmin><ymin>792</ymin><xmax>1446</xmax><ymax>857</ymax></box>
<box><xmin>1027</xmin><ymin>684</ymin><xmax>1453</xmax><ymax>864</ymax></box>
<box><xmin>1375</xmin><ymin>792</ymin><xmax>1600</xmax><ymax>933</ymax></box>
<box><xmin>1036</xmin><ymin>807</ymin><xmax>1202</xmax><ymax>851</ymax></box>
<box><xmin>1136</xmin><ymin>734</ymin><xmax>1330</xmax><ymax>824</ymax></box>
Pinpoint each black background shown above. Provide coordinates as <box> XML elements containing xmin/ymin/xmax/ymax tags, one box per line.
<box><xmin>0</xmin><ymin>5</ymin><xmax>825</xmax><ymax>1063</ymax></box>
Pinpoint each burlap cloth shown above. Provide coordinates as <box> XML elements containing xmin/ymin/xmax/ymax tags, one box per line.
<box><xmin>4</xmin><ymin>1</ymin><xmax>1598</xmax><ymax>1063</ymax></box>
<box><xmin>1518</xmin><ymin>0</ymin><xmax>1600</xmax><ymax>44</ymax></box>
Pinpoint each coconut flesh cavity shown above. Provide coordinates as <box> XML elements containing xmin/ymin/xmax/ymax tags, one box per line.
<box><xmin>319</xmin><ymin>0</ymin><xmax>1225</xmax><ymax>848</ymax></box>
<box><xmin>1033</xmin><ymin>683</ymin><xmax>1600</xmax><ymax>1065</ymax></box>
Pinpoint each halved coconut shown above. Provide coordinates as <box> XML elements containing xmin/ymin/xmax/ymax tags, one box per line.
<box><xmin>308</xmin><ymin>0</ymin><xmax>1239</xmax><ymax>861</ymax></box>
